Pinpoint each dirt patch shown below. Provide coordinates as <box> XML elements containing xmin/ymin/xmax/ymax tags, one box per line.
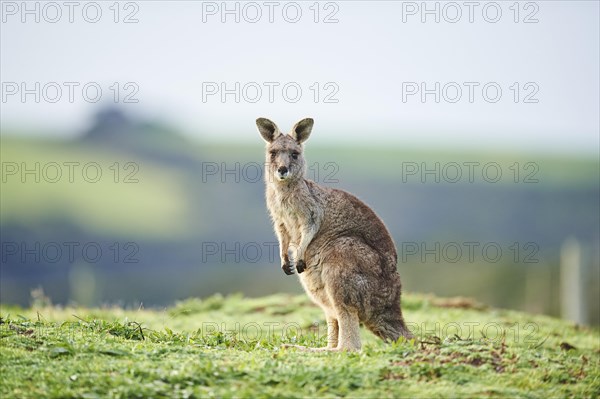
<box><xmin>390</xmin><ymin>339</ymin><xmax>513</xmax><ymax>375</ymax></box>
<box><xmin>431</xmin><ymin>297</ymin><xmax>487</xmax><ymax>310</ymax></box>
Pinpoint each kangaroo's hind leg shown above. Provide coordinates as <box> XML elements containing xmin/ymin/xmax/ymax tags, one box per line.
<box><xmin>333</xmin><ymin>308</ymin><xmax>361</xmax><ymax>351</ymax></box>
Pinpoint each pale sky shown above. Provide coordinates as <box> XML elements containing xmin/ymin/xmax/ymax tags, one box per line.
<box><xmin>1</xmin><ymin>1</ymin><xmax>599</xmax><ymax>155</ymax></box>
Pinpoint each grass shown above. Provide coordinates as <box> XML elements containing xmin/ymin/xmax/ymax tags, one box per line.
<box><xmin>1</xmin><ymin>293</ymin><xmax>599</xmax><ymax>398</ymax></box>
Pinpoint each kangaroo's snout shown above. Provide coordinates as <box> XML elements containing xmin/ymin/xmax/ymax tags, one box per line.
<box><xmin>277</xmin><ymin>166</ymin><xmax>289</xmax><ymax>180</ymax></box>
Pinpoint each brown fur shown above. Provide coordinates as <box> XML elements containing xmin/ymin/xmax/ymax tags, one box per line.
<box><xmin>257</xmin><ymin>117</ymin><xmax>412</xmax><ymax>351</ymax></box>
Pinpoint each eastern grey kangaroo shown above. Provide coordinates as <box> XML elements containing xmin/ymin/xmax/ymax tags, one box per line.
<box><xmin>257</xmin><ymin>117</ymin><xmax>412</xmax><ymax>351</ymax></box>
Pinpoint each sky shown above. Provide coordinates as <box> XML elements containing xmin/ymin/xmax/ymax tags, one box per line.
<box><xmin>1</xmin><ymin>1</ymin><xmax>599</xmax><ymax>155</ymax></box>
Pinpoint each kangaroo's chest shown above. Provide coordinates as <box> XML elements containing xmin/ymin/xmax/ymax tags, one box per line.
<box><xmin>269</xmin><ymin>196</ymin><xmax>309</xmax><ymax>242</ymax></box>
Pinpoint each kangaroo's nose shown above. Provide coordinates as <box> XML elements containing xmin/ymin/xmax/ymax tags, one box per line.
<box><xmin>278</xmin><ymin>166</ymin><xmax>288</xmax><ymax>175</ymax></box>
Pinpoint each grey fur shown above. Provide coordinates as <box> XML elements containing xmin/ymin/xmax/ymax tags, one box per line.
<box><xmin>257</xmin><ymin>117</ymin><xmax>412</xmax><ymax>351</ymax></box>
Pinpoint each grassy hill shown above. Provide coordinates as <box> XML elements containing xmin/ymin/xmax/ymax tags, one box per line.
<box><xmin>2</xmin><ymin>135</ymin><xmax>599</xmax><ymax>322</ymax></box>
<box><xmin>1</xmin><ymin>293</ymin><xmax>598</xmax><ymax>398</ymax></box>
<box><xmin>2</xmin><ymin>137</ymin><xmax>598</xmax><ymax>238</ymax></box>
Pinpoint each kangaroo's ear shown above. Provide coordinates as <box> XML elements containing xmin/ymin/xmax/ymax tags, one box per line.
<box><xmin>291</xmin><ymin>118</ymin><xmax>314</xmax><ymax>144</ymax></box>
<box><xmin>256</xmin><ymin>118</ymin><xmax>281</xmax><ymax>143</ymax></box>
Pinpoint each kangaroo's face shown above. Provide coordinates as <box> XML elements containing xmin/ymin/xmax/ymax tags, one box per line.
<box><xmin>256</xmin><ymin>118</ymin><xmax>314</xmax><ymax>183</ymax></box>
<box><xmin>267</xmin><ymin>135</ymin><xmax>305</xmax><ymax>182</ymax></box>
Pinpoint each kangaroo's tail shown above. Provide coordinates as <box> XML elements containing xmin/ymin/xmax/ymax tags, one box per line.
<box><xmin>368</xmin><ymin>312</ymin><xmax>413</xmax><ymax>342</ymax></box>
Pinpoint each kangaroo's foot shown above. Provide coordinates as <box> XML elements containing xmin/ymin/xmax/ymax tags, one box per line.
<box><xmin>281</xmin><ymin>344</ymin><xmax>357</xmax><ymax>352</ymax></box>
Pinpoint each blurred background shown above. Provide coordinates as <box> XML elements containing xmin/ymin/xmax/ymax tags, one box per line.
<box><xmin>1</xmin><ymin>1</ymin><xmax>598</xmax><ymax>325</ymax></box>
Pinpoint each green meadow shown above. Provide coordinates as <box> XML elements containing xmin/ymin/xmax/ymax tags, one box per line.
<box><xmin>1</xmin><ymin>293</ymin><xmax>599</xmax><ymax>398</ymax></box>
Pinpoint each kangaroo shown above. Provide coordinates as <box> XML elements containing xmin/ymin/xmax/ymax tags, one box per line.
<box><xmin>257</xmin><ymin>117</ymin><xmax>412</xmax><ymax>352</ymax></box>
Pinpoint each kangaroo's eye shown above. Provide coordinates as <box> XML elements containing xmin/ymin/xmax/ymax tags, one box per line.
<box><xmin>269</xmin><ymin>151</ymin><xmax>276</xmax><ymax>160</ymax></box>
<box><xmin>291</xmin><ymin>152</ymin><xmax>299</xmax><ymax>160</ymax></box>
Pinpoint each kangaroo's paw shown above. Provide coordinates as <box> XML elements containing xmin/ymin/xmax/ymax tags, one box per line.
<box><xmin>296</xmin><ymin>259</ymin><xmax>306</xmax><ymax>274</ymax></box>
<box><xmin>281</xmin><ymin>260</ymin><xmax>295</xmax><ymax>275</ymax></box>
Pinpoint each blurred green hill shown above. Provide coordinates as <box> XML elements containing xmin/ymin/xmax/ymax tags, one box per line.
<box><xmin>1</xmin><ymin>109</ymin><xmax>598</xmax><ymax>324</ymax></box>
